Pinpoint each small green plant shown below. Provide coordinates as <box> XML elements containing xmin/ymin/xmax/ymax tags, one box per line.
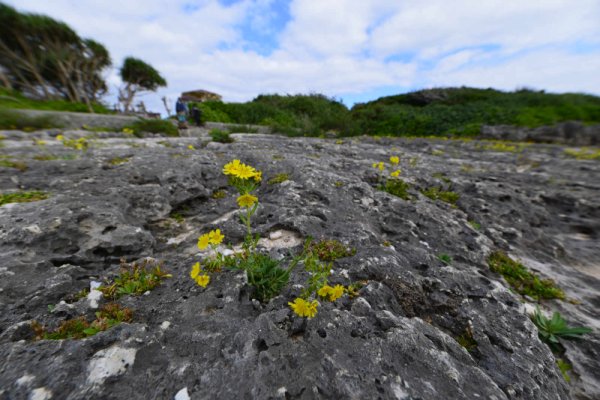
<box><xmin>432</xmin><ymin>172</ymin><xmax>451</xmax><ymax>183</ymax></box>
<box><xmin>209</xmin><ymin>128</ymin><xmax>234</xmax><ymax>143</ymax></box>
<box><xmin>456</xmin><ymin>326</ymin><xmax>477</xmax><ymax>352</ymax></box>
<box><xmin>381</xmin><ymin>178</ymin><xmax>411</xmax><ymax>200</ymax></box>
<box><xmin>99</xmin><ymin>258</ymin><xmax>171</xmax><ymax>300</ymax></box>
<box><xmin>334</xmin><ymin>181</ymin><xmax>344</xmax><ymax>188</ymax></box>
<box><xmin>564</xmin><ymin>147</ymin><xmax>600</xmax><ymax>160</ymax></box>
<box><xmin>556</xmin><ymin>359</ymin><xmax>573</xmax><ymax>382</ymax></box>
<box><xmin>431</xmin><ymin>149</ymin><xmax>444</xmax><ymax>156</ymax></box>
<box><xmin>479</xmin><ymin>142</ymin><xmax>524</xmax><ymax>153</ymax></box>
<box><xmin>230</xmin><ymin>252</ymin><xmax>290</xmax><ymax>302</ymax></box>
<box><xmin>0</xmin><ymin>158</ymin><xmax>27</xmax><ymax>171</ymax></box>
<box><xmin>0</xmin><ymin>190</ymin><xmax>48</xmax><ymax>206</ymax></box>
<box><xmin>267</xmin><ymin>173</ymin><xmax>289</xmax><ymax>185</ymax></box>
<box><xmin>305</xmin><ymin>238</ymin><xmax>355</xmax><ymax>262</ymax></box>
<box><xmin>468</xmin><ymin>220</ymin><xmax>481</xmax><ymax>230</ymax></box>
<box><xmin>56</xmin><ymin>135</ymin><xmax>91</xmax><ymax>150</ymax></box>
<box><xmin>32</xmin><ymin>303</ymin><xmax>133</xmax><ymax>340</ymax></box>
<box><xmin>421</xmin><ymin>187</ymin><xmax>460</xmax><ymax>205</ymax></box>
<box><xmin>438</xmin><ymin>254</ymin><xmax>452</xmax><ymax>265</ymax></box>
<box><xmin>488</xmin><ymin>252</ymin><xmax>565</xmax><ymax>301</ymax></box>
<box><xmin>531</xmin><ymin>307</ymin><xmax>592</xmax><ymax>350</ymax></box>
<box><xmin>170</xmin><ymin>212</ymin><xmax>184</xmax><ymax>223</ymax></box>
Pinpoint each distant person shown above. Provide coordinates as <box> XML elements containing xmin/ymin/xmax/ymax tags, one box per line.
<box><xmin>175</xmin><ymin>97</ymin><xmax>188</xmax><ymax>129</ymax></box>
<box><xmin>191</xmin><ymin>106</ymin><xmax>203</xmax><ymax>127</ymax></box>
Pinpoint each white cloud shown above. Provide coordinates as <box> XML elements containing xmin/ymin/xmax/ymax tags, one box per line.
<box><xmin>4</xmin><ymin>0</ymin><xmax>600</xmax><ymax>113</ymax></box>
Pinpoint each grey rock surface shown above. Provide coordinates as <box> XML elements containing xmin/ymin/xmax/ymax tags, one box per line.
<box><xmin>0</xmin><ymin>129</ymin><xmax>598</xmax><ymax>399</ymax></box>
<box><xmin>12</xmin><ymin>109</ymin><xmax>141</xmax><ymax>129</ymax></box>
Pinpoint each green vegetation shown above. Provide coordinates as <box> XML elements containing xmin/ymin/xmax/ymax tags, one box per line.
<box><xmin>421</xmin><ymin>187</ymin><xmax>460</xmax><ymax>205</ymax></box>
<box><xmin>227</xmin><ymin>252</ymin><xmax>290</xmax><ymax>303</ymax></box>
<box><xmin>0</xmin><ymin>190</ymin><xmax>48</xmax><ymax>206</ymax></box>
<box><xmin>0</xmin><ymin>157</ymin><xmax>27</xmax><ymax>171</ymax></box>
<box><xmin>209</xmin><ymin>128</ymin><xmax>234</xmax><ymax>143</ymax></box>
<box><xmin>531</xmin><ymin>307</ymin><xmax>592</xmax><ymax>350</ymax></box>
<box><xmin>468</xmin><ymin>220</ymin><xmax>481</xmax><ymax>230</ymax></box>
<box><xmin>170</xmin><ymin>211</ymin><xmax>184</xmax><ymax>223</ymax></box>
<box><xmin>350</xmin><ymin>87</ymin><xmax>600</xmax><ymax>137</ymax></box>
<box><xmin>0</xmin><ymin>107</ymin><xmax>63</xmax><ymax>130</ymax></box>
<box><xmin>211</xmin><ymin>189</ymin><xmax>227</xmax><ymax>199</ymax></box>
<box><xmin>487</xmin><ymin>251</ymin><xmax>565</xmax><ymax>301</ymax></box>
<box><xmin>32</xmin><ymin>303</ymin><xmax>133</xmax><ymax>340</ymax></box>
<box><xmin>125</xmin><ymin>119</ymin><xmax>178</xmax><ymax>137</ymax></box>
<box><xmin>267</xmin><ymin>173</ymin><xmax>289</xmax><ymax>185</ymax></box>
<box><xmin>478</xmin><ymin>141</ymin><xmax>525</xmax><ymax>153</ymax></box>
<box><xmin>456</xmin><ymin>327</ymin><xmax>477</xmax><ymax>351</ymax></box>
<box><xmin>108</xmin><ymin>156</ymin><xmax>130</xmax><ymax>165</ymax></box>
<box><xmin>380</xmin><ymin>178</ymin><xmax>411</xmax><ymax>200</ymax></box>
<box><xmin>557</xmin><ymin>359</ymin><xmax>573</xmax><ymax>382</ymax></box>
<box><xmin>0</xmin><ymin>89</ymin><xmax>111</xmax><ymax>114</ymax></box>
<box><xmin>564</xmin><ymin>147</ymin><xmax>600</xmax><ymax>160</ymax></box>
<box><xmin>99</xmin><ymin>258</ymin><xmax>171</xmax><ymax>300</ymax></box>
<box><xmin>0</xmin><ymin>4</ymin><xmax>111</xmax><ymax>111</ymax></box>
<box><xmin>438</xmin><ymin>254</ymin><xmax>452</xmax><ymax>265</ymax></box>
<box><xmin>305</xmin><ymin>238</ymin><xmax>356</xmax><ymax>262</ymax></box>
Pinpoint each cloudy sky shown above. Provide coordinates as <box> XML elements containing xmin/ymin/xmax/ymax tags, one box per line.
<box><xmin>6</xmin><ymin>0</ymin><xmax>600</xmax><ymax>113</ymax></box>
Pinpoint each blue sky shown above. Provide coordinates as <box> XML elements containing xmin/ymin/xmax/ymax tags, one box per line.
<box><xmin>6</xmin><ymin>0</ymin><xmax>600</xmax><ymax>114</ymax></box>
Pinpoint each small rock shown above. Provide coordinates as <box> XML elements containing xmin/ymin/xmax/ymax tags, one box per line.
<box><xmin>174</xmin><ymin>387</ymin><xmax>190</xmax><ymax>400</ymax></box>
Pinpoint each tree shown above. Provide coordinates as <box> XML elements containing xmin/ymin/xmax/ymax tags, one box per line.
<box><xmin>0</xmin><ymin>3</ymin><xmax>111</xmax><ymax>110</ymax></box>
<box><xmin>118</xmin><ymin>57</ymin><xmax>166</xmax><ymax>113</ymax></box>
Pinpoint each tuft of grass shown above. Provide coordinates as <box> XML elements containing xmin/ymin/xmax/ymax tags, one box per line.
<box><xmin>421</xmin><ymin>187</ymin><xmax>460</xmax><ymax>205</ymax></box>
<box><xmin>334</xmin><ymin>181</ymin><xmax>344</xmax><ymax>188</ymax></box>
<box><xmin>0</xmin><ymin>190</ymin><xmax>48</xmax><ymax>206</ymax></box>
<box><xmin>438</xmin><ymin>254</ymin><xmax>452</xmax><ymax>265</ymax></box>
<box><xmin>227</xmin><ymin>252</ymin><xmax>289</xmax><ymax>303</ymax></box>
<box><xmin>487</xmin><ymin>251</ymin><xmax>565</xmax><ymax>301</ymax></box>
<box><xmin>564</xmin><ymin>147</ymin><xmax>600</xmax><ymax>160</ymax></box>
<box><xmin>479</xmin><ymin>142</ymin><xmax>524</xmax><ymax>153</ymax></box>
<box><xmin>305</xmin><ymin>238</ymin><xmax>356</xmax><ymax>262</ymax></box>
<box><xmin>209</xmin><ymin>128</ymin><xmax>234</xmax><ymax>143</ymax></box>
<box><xmin>267</xmin><ymin>173</ymin><xmax>289</xmax><ymax>185</ymax></box>
<box><xmin>380</xmin><ymin>178</ymin><xmax>411</xmax><ymax>200</ymax></box>
<box><xmin>0</xmin><ymin>159</ymin><xmax>28</xmax><ymax>171</ymax></box>
<box><xmin>0</xmin><ymin>107</ymin><xmax>64</xmax><ymax>130</ymax></box>
<box><xmin>32</xmin><ymin>303</ymin><xmax>133</xmax><ymax>340</ymax></box>
<box><xmin>99</xmin><ymin>258</ymin><xmax>171</xmax><ymax>300</ymax></box>
<box><xmin>170</xmin><ymin>212</ymin><xmax>184</xmax><ymax>223</ymax></box>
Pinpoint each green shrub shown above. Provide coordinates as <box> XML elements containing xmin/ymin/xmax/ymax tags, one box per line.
<box><xmin>126</xmin><ymin>119</ymin><xmax>178</xmax><ymax>137</ymax></box>
<box><xmin>0</xmin><ymin>88</ymin><xmax>112</xmax><ymax>114</ymax></box>
<box><xmin>209</xmin><ymin>128</ymin><xmax>233</xmax><ymax>143</ymax></box>
<box><xmin>305</xmin><ymin>238</ymin><xmax>356</xmax><ymax>262</ymax></box>
<box><xmin>227</xmin><ymin>252</ymin><xmax>289</xmax><ymax>303</ymax></box>
<box><xmin>421</xmin><ymin>187</ymin><xmax>459</xmax><ymax>205</ymax></box>
<box><xmin>380</xmin><ymin>178</ymin><xmax>411</xmax><ymax>200</ymax></box>
<box><xmin>487</xmin><ymin>251</ymin><xmax>565</xmax><ymax>300</ymax></box>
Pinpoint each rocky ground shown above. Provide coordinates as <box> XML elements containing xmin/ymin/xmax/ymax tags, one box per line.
<box><xmin>0</xmin><ymin>127</ymin><xmax>598</xmax><ymax>400</ymax></box>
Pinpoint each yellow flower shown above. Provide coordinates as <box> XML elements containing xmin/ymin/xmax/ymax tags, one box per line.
<box><xmin>187</xmin><ymin>145</ymin><xmax>195</xmax><ymax>150</ymax></box>
<box><xmin>237</xmin><ymin>193</ymin><xmax>258</xmax><ymax>208</ymax></box>
<box><xmin>223</xmin><ymin>159</ymin><xmax>241</xmax><ymax>176</ymax></box>
<box><xmin>197</xmin><ymin>233</ymin><xmax>210</xmax><ymax>250</ymax></box>
<box><xmin>208</xmin><ymin>229</ymin><xmax>224</xmax><ymax>245</ymax></box>
<box><xmin>252</xmin><ymin>170</ymin><xmax>262</xmax><ymax>182</ymax></box>
<box><xmin>390</xmin><ymin>170</ymin><xmax>401</xmax><ymax>178</ymax></box>
<box><xmin>190</xmin><ymin>262</ymin><xmax>201</xmax><ymax>279</ymax></box>
<box><xmin>288</xmin><ymin>298</ymin><xmax>318</xmax><ymax>318</ymax></box>
<box><xmin>122</xmin><ymin>128</ymin><xmax>134</xmax><ymax>134</ymax></box>
<box><xmin>328</xmin><ymin>284</ymin><xmax>345</xmax><ymax>301</ymax></box>
<box><xmin>318</xmin><ymin>285</ymin><xmax>332</xmax><ymax>298</ymax></box>
<box><xmin>195</xmin><ymin>274</ymin><xmax>210</xmax><ymax>287</ymax></box>
<box><xmin>56</xmin><ymin>134</ymin><xmax>64</xmax><ymax>141</ymax></box>
<box><xmin>372</xmin><ymin>162</ymin><xmax>384</xmax><ymax>171</ymax></box>
<box><xmin>390</xmin><ymin>156</ymin><xmax>400</xmax><ymax>165</ymax></box>
<box><xmin>236</xmin><ymin>164</ymin><xmax>257</xmax><ymax>179</ymax></box>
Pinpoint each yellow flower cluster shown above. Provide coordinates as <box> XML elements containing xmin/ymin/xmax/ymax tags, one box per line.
<box><xmin>187</xmin><ymin>144</ymin><xmax>196</xmax><ymax>150</ymax></box>
<box><xmin>317</xmin><ymin>284</ymin><xmax>345</xmax><ymax>302</ymax></box>
<box><xmin>390</xmin><ymin>170</ymin><xmax>401</xmax><ymax>178</ymax></box>
<box><xmin>237</xmin><ymin>193</ymin><xmax>258</xmax><ymax>208</ymax></box>
<box><xmin>197</xmin><ymin>229</ymin><xmax>224</xmax><ymax>250</ymax></box>
<box><xmin>190</xmin><ymin>262</ymin><xmax>210</xmax><ymax>287</ymax></box>
<box><xmin>390</xmin><ymin>156</ymin><xmax>400</xmax><ymax>165</ymax></box>
<box><xmin>223</xmin><ymin>159</ymin><xmax>262</xmax><ymax>182</ymax></box>
<box><xmin>122</xmin><ymin>128</ymin><xmax>135</xmax><ymax>135</ymax></box>
<box><xmin>372</xmin><ymin>161</ymin><xmax>384</xmax><ymax>171</ymax></box>
<box><xmin>288</xmin><ymin>298</ymin><xmax>318</xmax><ymax>318</ymax></box>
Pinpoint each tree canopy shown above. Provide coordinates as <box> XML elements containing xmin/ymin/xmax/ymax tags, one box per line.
<box><xmin>118</xmin><ymin>57</ymin><xmax>167</xmax><ymax>113</ymax></box>
<box><xmin>0</xmin><ymin>2</ymin><xmax>112</xmax><ymax>110</ymax></box>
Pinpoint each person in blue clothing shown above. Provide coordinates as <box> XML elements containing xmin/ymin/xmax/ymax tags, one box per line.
<box><xmin>175</xmin><ymin>97</ymin><xmax>188</xmax><ymax>129</ymax></box>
